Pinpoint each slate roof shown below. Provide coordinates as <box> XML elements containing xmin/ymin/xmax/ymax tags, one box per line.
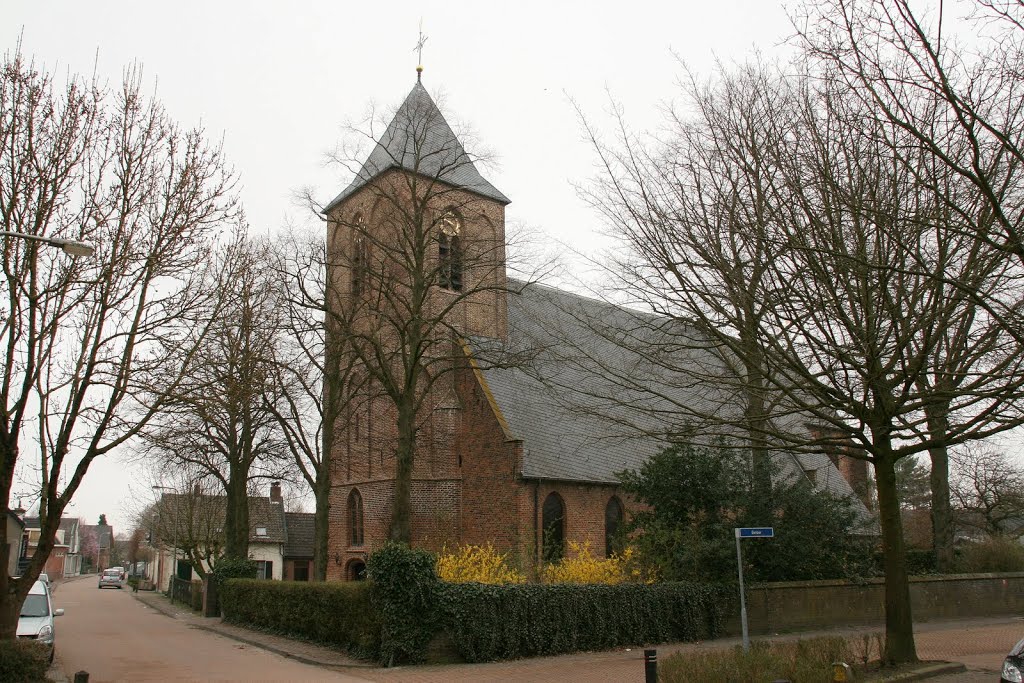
<box><xmin>283</xmin><ymin>512</ymin><xmax>315</xmax><ymax>559</ymax></box>
<box><xmin>469</xmin><ymin>281</ymin><xmax>867</xmax><ymax>511</ymax></box>
<box><xmin>325</xmin><ymin>81</ymin><xmax>510</xmax><ymax>211</ymax></box>
<box><xmin>157</xmin><ymin>494</ymin><xmax>286</xmax><ymax>544</ymax></box>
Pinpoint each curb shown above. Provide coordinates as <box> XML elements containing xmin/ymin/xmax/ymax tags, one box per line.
<box><xmin>867</xmin><ymin>661</ymin><xmax>967</xmax><ymax>681</ymax></box>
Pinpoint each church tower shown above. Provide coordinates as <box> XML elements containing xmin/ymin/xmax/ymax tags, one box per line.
<box><xmin>323</xmin><ymin>75</ymin><xmax>511</xmax><ymax>579</ymax></box>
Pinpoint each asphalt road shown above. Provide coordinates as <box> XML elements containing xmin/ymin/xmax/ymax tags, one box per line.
<box><xmin>51</xmin><ymin>577</ymin><xmax>365</xmax><ymax>682</ymax></box>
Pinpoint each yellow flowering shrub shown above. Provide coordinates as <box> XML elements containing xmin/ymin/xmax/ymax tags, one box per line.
<box><xmin>542</xmin><ymin>541</ymin><xmax>651</xmax><ymax>585</ymax></box>
<box><xmin>436</xmin><ymin>542</ymin><xmax>526</xmax><ymax>585</ymax></box>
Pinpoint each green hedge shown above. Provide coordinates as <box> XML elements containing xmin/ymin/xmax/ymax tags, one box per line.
<box><xmin>0</xmin><ymin>640</ymin><xmax>49</xmax><ymax>683</ymax></box>
<box><xmin>436</xmin><ymin>581</ymin><xmax>725</xmax><ymax>662</ymax></box>
<box><xmin>221</xmin><ymin>579</ymin><xmax>380</xmax><ymax>656</ymax></box>
<box><xmin>367</xmin><ymin>542</ymin><xmax>439</xmax><ymax>666</ymax></box>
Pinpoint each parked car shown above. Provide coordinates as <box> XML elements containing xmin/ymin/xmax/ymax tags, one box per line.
<box><xmin>17</xmin><ymin>579</ymin><xmax>63</xmax><ymax>662</ymax></box>
<box><xmin>1003</xmin><ymin>636</ymin><xmax>1024</xmax><ymax>682</ymax></box>
<box><xmin>98</xmin><ymin>568</ymin><xmax>124</xmax><ymax>589</ymax></box>
<box><xmin>110</xmin><ymin>566</ymin><xmax>126</xmax><ymax>580</ymax></box>
<box><xmin>38</xmin><ymin>573</ymin><xmax>49</xmax><ymax>584</ymax></box>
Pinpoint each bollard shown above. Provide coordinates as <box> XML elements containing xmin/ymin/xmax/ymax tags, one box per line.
<box><xmin>644</xmin><ymin>648</ymin><xmax>657</xmax><ymax>683</ymax></box>
<box><xmin>74</xmin><ymin>671</ymin><xmax>89</xmax><ymax>683</ymax></box>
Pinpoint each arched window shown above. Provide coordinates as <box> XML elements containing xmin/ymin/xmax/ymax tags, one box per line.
<box><xmin>351</xmin><ymin>214</ymin><xmax>368</xmax><ymax>296</ymax></box>
<box><xmin>347</xmin><ymin>489</ymin><xmax>364</xmax><ymax>546</ymax></box>
<box><xmin>439</xmin><ymin>213</ymin><xmax>463</xmax><ymax>291</ymax></box>
<box><xmin>542</xmin><ymin>492</ymin><xmax>565</xmax><ymax>563</ymax></box>
<box><xmin>605</xmin><ymin>496</ymin><xmax>624</xmax><ymax>558</ymax></box>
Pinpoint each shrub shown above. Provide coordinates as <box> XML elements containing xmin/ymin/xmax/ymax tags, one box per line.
<box><xmin>221</xmin><ymin>579</ymin><xmax>380</xmax><ymax>657</ymax></box>
<box><xmin>660</xmin><ymin>637</ymin><xmax>852</xmax><ymax>683</ymax></box>
<box><xmin>436</xmin><ymin>580</ymin><xmax>724</xmax><ymax>662</ymax></box>
<box><xmin>0</xmin><ymin>640</ymin><xmax>49</xmax><ymax>683</ymax></box>
<box><xmin>367</xmin><ymin>542</ymin><xmax>439</xmax><ymax>666</ymax></box>
<box><xmin>541</xmin><ymin>541</ymin><xmax>649</xmax><ymax>585</ymax></box>
<box><xmin>957</xmin><ymin>536</ymin><xmax>1024</xmax><ymax>572</ymax></box>
<box><xmin>211</xmin><ymin>556</ymin><xmax>258</xmax><ymax>589</ymax></box>
<box><xmin>437</xmin><ymin>543</ymin><xmax>526</xmax><ymax>585</ymax></box>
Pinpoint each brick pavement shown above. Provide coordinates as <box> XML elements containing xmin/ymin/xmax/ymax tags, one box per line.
<box><xmin>131</xmin><ymin>590</ymin><xmax>1023</xmax><ymax>682</ymax></box>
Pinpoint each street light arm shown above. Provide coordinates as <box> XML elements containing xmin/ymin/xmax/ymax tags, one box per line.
<box><xmin>0</xmin><ymin>230</ymin><xmax>95</xmax><ymax>257</ymax></box>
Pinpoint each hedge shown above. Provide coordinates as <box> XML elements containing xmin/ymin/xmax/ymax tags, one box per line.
<box><xmin>0</xmin><ymin>640</ymin><xmax>49</xmax><ymax>683</ymax></box>
<box><xmin>437</xmin><ymin>581</ymin><xmax>725</xmax><ymax>662</ymax></box>
<box><xmin>220</xmin><ymin>579</ymin><xmax>380</xmax><ymax>656</ymax></box>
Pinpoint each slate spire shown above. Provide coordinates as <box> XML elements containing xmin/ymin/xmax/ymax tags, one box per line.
<box><xmin>325</xmin><ymin>81</ymin><xmax>509</xmax><ymax>211</ymax></box>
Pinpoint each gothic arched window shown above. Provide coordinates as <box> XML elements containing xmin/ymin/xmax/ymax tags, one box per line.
<box><xmin>439</xmin><ymin>212</ymin><xmax>463</xmax><ymax>291</ymax></box>
<box><xmin>605</xmin><ymin>496</ymin><xmax>624</xmax><ymax>558</ymax></box>
<box><xmin>347</xmin><ymin>489</ymin><xmax>364</xmax><ymax>547</ymax></box>
<box><xmin>542</xmin><ymin>492</ymin><xmax>565</xmax><ymax>563</ymax></box>
<box><xmin>351</xmin><ymin>214</ymin><xmax>368</xmax><ymax>296</ymax></box>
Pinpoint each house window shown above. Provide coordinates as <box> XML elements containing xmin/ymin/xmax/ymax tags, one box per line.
<box><xmin>255</xmin><ymin>560</ymin><xmax>274</xmax><ymax>580</ymax></box>
<box><xmin>605</xmin><ymin>496</ymin><xmax>624</xmax><ymax>558</ymax></box>
<box><xmin>292</xmin><ymin>561</ymin><xmax>310</xmax><ymax>582</ymax></box>
<box><xmin>176</xmin><ymin>559</ymin><xmax>192</xmax><ymax>581</ymax></box>
<box><xmin>542</xmin><ymin>493</ymin><xmax>565</xmax><ymax>563</ymax></box>
<box><xmin>439</xmin><ymin>213</ymin><xmax>463</xmax><ymax>291</ymax></box>
<box><xmin>348</xmin><ymin>489</ymin><xmax>364</xmax><ymax>546</ymax></box>
<box><xmin>255</xmin><ymin>527</ymin><xmax>267</xmax><ymax>537</ymax></box>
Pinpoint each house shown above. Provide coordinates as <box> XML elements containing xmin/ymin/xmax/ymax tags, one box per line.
<box><xmin>20</xmin><ymin>517</ymin><xmax>82</xmax><ymax>578</ymax></box>
<box><xmin>283</xmin><ymin>512</ymin><xmax>314</xmax><ymax>581</ymax></box>
<box><xmin>148</xmin><ymin>482</ymin><xmax>290</xmax><ymax>592</ymax></box>
<box><xmin>323</xmin><ymin>74</ymin><xmax>872</xmax><ymax>581</ymax></box>
<box><xmin>5</xmin><ymin>510</ymin><xmax>25</xmax><ymax>577</ymax></box>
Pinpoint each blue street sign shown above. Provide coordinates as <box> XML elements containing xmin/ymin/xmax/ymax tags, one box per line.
<box><xmin>736</xmin><ymin>527</ymin><xmax>774</xmax><ymax>538</ymax></box>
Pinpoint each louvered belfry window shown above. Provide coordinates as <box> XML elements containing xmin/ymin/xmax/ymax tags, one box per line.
<box><xmin>439</xmin><ymin>212</ymin><xmax>463</xmax><ymax>291</ymax></box>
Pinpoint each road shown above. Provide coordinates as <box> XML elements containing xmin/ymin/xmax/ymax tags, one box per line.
<box><xmin>51</xmin><ymin>577</ymin><xmax>366</xmax><ymax>682</ymax></box>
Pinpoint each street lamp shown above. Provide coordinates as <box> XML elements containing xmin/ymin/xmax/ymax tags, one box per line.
<box><xmin>0</xmin><ymin>230</ymin><xmax>95</xmax><ymax>257</ymax></box>
<box><xmin>152</xmin><ymin>485</ymin><xmax>178</xmax><ymax>595</ymax></box>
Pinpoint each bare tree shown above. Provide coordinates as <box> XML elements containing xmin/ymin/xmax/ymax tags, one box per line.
<box><xmin>262</xmin><ymin>226</ymin><xmax>366</xmax><ymax>580</ymax></box>
<box><xmin>0</xmin><ymin>51</ymin><xmax>236</xmax><ymax>638</ymax></box>
<box><xmin>951</xmin><ymin>444</ymin><xmax>1024</xmax><ymax>537</ymax></box>
<box><xmin>318</xmin><ymin>82</ymin><xmax>545</xmax><ymax>544</ymax></box>
<box><xmin>141</xmin><ymin>231</ymin><xmax>287</xmax><ymax>560</ymax></box>
<box><xmin>579</xmin><ymin>59</ymin><xmax>1024</xmax><ymax>663</ymax></box>
<box><xmin>793</xmin><ymin>0</ymin><xmax>1024</xmax><ymax>575</ymax></box>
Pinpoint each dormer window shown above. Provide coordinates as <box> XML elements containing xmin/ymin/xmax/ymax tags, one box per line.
<box><xmin>255</xmin><ymin>527</ymin><xmax>267</xmax><ymax>537</ymax></box>
<box><xmin>439</xmin><ymin>212</ymin><xmax>463</xmax><ymax>291</ymax></box>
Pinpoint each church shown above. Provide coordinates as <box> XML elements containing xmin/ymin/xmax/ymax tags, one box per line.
<box><xmin>322</xmin><ymin>73</ymin><xmax>870</xmax><ymax>581</ymax></box>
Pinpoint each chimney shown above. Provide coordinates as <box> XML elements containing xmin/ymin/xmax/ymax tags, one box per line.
<box><xmin>270</xmin><ymin>481</ymin><xmax>282</xmax><ymax>504</ymax></box>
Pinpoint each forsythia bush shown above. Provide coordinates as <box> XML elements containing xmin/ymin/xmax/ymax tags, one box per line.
<box><xmin>437</xmin><ymin>542</ymin><xmax>526</xmax><ymax>584</ymax></box>
<box><xmin>542</xmin><ymin>541</ymin><xmax>650</xmax><ymax>584</ymax></box>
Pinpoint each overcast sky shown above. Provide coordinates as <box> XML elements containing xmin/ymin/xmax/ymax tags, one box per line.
<box><xmin>4</xmin><ymin>1</ymin><xmax>813</xmax><ymax>532</ymax></box>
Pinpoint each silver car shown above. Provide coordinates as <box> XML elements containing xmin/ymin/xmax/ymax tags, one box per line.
<box><xmin>17</xmin><ymin>579</ymin><xmax>63</xmax><ymax>662</ymax></box>
<box><xmin>98</xmin><ymin>568</ymin><xmax>123</xmax><ymax>589</ymax></box>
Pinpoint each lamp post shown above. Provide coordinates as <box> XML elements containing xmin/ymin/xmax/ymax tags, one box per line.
<box><xmin>152</xmin><ymin>486</ymin><xmax>178</xmax><ymax>595</ymax></box>
<box><xmin>0</xmin><ymin>230</ymin><xmax>95</xmax><ymax>257</ymax></box>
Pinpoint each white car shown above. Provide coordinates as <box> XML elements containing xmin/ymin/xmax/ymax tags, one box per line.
<box><xmin>17</xmin><ymin>579</ymin><xmax>63</xmax><ymax>662</ymax></box>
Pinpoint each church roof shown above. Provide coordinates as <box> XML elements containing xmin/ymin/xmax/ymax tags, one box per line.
<box><xmin>468</xmin><ymin>281</ymin><xmax>867</xmax><ymax>513</ymax></box>
<box><xmin>325</xmin><ymin>82</ymin><xmax>510</xmax><ymax>211</ymax></box>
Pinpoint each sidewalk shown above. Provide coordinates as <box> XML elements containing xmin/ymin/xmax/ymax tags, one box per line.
<box><xmin>131</xmin><ymin>589</ymin><xmax>1019</xmax><ymax>682</ymax></box>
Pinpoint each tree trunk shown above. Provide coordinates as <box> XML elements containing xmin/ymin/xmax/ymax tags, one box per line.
<box><xmin>313</xmin><ymin>465</ymin><xmax>332</xmax><ymax>581</ymax></box>
<box><xmin>874</xmin><ymin>450</ymin><xmax>919</xmax><ymax>664</ymax></box>
<box><xmin>389</xmin><ymin>398</ymin><xmax>417</xmax><ymax>543</ymax></box>
<box><xmin>224</xmin><ymin>472</ymin><xmax>250</xmax><ymax>559</ymax></box>
<box><xmin>743</xmin><ymin>354</ymin><xmax>772</xmax><ymax>508</ymax></box>
<box><xmin>926</xmin><ymin>406</ymin><xmax>954</xmax><ymax>572</ymax></box>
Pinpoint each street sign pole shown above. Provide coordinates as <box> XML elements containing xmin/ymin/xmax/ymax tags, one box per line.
<box><xmin>735</xmin><ymin>530</ymin><xmax>749</xmax><ymax>653</ymax></box>
<box><xmin>734</xmin><ymin>527</ymin><xmax>774</xmax><ymax>653</ymax></box>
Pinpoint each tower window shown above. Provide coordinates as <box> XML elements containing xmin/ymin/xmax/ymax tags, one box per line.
<box><xmin>439</xmin><ymin>213</ymin><xmax>463</xmax><ymax>291</ymax></box>
<box><xmin>351</xmin><ymin>215</ymin><xmax>368</xmax><ymax>296</ymax></box>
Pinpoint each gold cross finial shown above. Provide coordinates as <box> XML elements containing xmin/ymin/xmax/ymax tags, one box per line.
<box><xmin>414</xmin><ymin>19</ymin><xmax>428</xmax><ymax>82</ymax></box>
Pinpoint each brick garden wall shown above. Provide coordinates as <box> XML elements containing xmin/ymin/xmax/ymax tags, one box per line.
<box><xmin>722</xmin><ymin>572</ymin><xmax>1024</xmax><ymax>635</ymax></box>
